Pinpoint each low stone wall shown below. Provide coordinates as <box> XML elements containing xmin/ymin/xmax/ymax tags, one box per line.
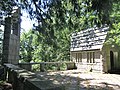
<box><xmin>75</xmin><ymin>62</ymin><xmax>102</xmax><ymax>72</ymax></box>
<box><xmin>18</xmin><ymin>62</ymin><xmax>77</xmax><ymax>72</ymax></box>
<box><xmin>4</xmin><ymin>64</ymin><xmax>65</xmax><ymax>90</ymax></box>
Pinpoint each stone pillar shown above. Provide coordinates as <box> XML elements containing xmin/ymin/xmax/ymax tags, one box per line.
<box><xmin>2</xmin><ymin>8</ymin><xmax>21</xmax><ymax>64</ymax></box>
<box><xmin>2</xmin><ymin>17</ymin><xmax>11</xmax><ymax>64</ymax></box>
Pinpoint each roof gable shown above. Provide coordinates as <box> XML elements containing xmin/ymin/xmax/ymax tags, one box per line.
<box><xmin>71</xmin><ymin>26</ymin><xmax>109</xmax><ymax>51</ymax></box>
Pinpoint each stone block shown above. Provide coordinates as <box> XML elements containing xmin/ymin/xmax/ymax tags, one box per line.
<box><xmin>9</xmin><ymin>39</ymin><xmax>14</xmax><ymax>46</ymax></box>
<box><xmin>3</xmin><ymin>45</ymin><xmax>9</xmax><ymax>50</ymax></box>
<box><xmin>2</xmin><ymin>50</ymin><xmax>9</xmax><ymax>55</ymax></box>
<box><xmin>19</xmin><ymin>64</ymin><xmax>32</xmax><ymax>71</ymax></box>
<box><xmin>3</xmin><ymin>39</ymin><xmax>9</xmax><ymax>45</ymax></box>
<box><xmin>66</xmin><ymin>62</ymin><xmax>77</xmax><ymax>70</ymax></box>
<box><xmin>2</xmin><ymin>54</ymin><xmax>9</xmax><ymax>60</ymax></box>
<box><xmin>25</xmin><ymin>79</ymin><xmax>65</xmax><ymax>90</ymax></box>
<box><xmin>4</xmin><ymin>64</ymin><xmax>65</xmax><ymax>90</ymax></box>
<box><xmin>4</xmin><ymin>34</ymin><xmax>10</xmax><ymax>39</ymax></box>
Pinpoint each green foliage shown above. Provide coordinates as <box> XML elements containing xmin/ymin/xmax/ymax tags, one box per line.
<box><xmin>105</xmin><ymin>1</ymin><xmax>120</xmax><ymax>46</ymax></box>
<box><xmin>20</xmin><ymin>28</ymin><xmax>70</xmax><ymax>63</ymax></box>
<box><xmin>28</xmin><ymin>0</ymin><xmax>113</xmax><ymax>34</ymax></box>
<box><xmin>105</xmin><ymin>23</ymin><xmax>120</xmax><ymax>46</ymax></box>
<box><xmin>20</xmin><ymin>30</ymin><xmax>41</xmax><ymax>62</ymax></box>
<box><xmin>0</xmin><ymin>0</ymin><xmax>17</xmax><ymax>21</ymax></box>
<box><xmin>110</xmin><ymin>1</ymin><xmax>120</xmax><ymax>24</ymax></box>
<box><xmin>0</xmin><ymin>0</ymin><xmax>117</xmax><ymax>29</ymax></box>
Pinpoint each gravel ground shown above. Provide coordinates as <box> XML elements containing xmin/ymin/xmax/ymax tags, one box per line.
<box><xmin>36</xmin><ymin>70</ymin><xmax>120</xmax><ymax>90</ymax></box>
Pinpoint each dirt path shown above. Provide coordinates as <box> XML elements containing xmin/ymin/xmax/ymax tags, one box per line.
<box><xmin>36</xmin><ymin>70</ymin><xmax>120</xmax><ymax>90</ymax></box>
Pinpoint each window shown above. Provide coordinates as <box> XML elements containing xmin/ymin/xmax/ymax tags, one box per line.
<box><xmin>87</xmin><ymin>52</ymin><xmax>90</xmax><ymax>63</ymax></box>
<box><xmin>76</xmin><ymin>52</ymin><xmax>82</xmax><ymax>62</ymax></box>
<box><xmin>87</xmin><ymin>52</ymin><xmax>95</xmax><ymax>63</ymax></box>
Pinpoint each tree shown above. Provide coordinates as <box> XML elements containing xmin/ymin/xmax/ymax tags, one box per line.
<box><xmin>20</xmin><ymin>28</ymin><xmax>70</xmax><ymax>62</ymax></box>
<box><xmin>0</xmin><ymin>0</ymin><xmax>117</xmax><ymax>29</ymax></box>
<box><xmin>105</xmin><ymin>1</ymin><xmax>120</xmax><ymax>46</ymax></box>
<box><xmin>0</xmin><ymin>0</ymin><xmax>16</xmax><ymax>24</ymax></box>
<box><xmin>20</xmin><ymin>30</ymin><xmax>40</xmax><ymax>62</ymax></box>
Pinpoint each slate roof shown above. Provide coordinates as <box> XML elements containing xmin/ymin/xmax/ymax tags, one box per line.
<box><xmin>70</xmin><ymin>26</ymin><xmax>109</xmax><ymax>51</ymax></box>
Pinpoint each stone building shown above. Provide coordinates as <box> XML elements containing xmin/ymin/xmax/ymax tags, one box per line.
<box><xmin>2</xmin><ymin>8</ymin><xmax>21</xmax><ymax>64</ymax></box>
<box><xmin>70</xmin><ymin>26</ymin><xmax>120</xmax><ymax>73</ymax></box>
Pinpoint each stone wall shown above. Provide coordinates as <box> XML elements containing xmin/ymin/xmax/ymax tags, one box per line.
<box><xmin>71</xmin><ymin>50</ymin><xmax>103</xmax><ymax>72</ymax></box>
<box><xmin>102</xmin><ymin>44</ymin><xmax>120</xmax><ymax>73</ymax></box>
<box><xmin>4</xmin><ymin>64</ymin><xmax>65</xmax><ymax>90</ymax></box>
<box><xmin>18</xmin><ymin>62</ymin><xmax>77</xmax><ymax>71</ymax></box>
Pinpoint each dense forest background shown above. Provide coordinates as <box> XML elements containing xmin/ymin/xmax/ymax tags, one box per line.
<box><xmin>0</xmin><ymin>0</ymin><xmax>120</xmax><ymax>64</ymax></box>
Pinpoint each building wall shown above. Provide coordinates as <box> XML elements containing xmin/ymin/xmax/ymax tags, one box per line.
<box><xmin>71</xmin><ymin>43</ymin><xmax>120</xmax><ymax>73</ymax></box>
<box><xmin>102</xmin><ymin>44</ymin><xmax>120</xmax><ymax>72</ymax></box>
<box><xmin>71</xmin><ymin>50</ymin><xmax>103</xmax><ymax>72</ymax></box>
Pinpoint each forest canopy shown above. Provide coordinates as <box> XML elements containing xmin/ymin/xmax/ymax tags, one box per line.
<box><xmin>0</xmin><ymin>0</ymin><xmax>117</xmax><ymax>29</ymax></box>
